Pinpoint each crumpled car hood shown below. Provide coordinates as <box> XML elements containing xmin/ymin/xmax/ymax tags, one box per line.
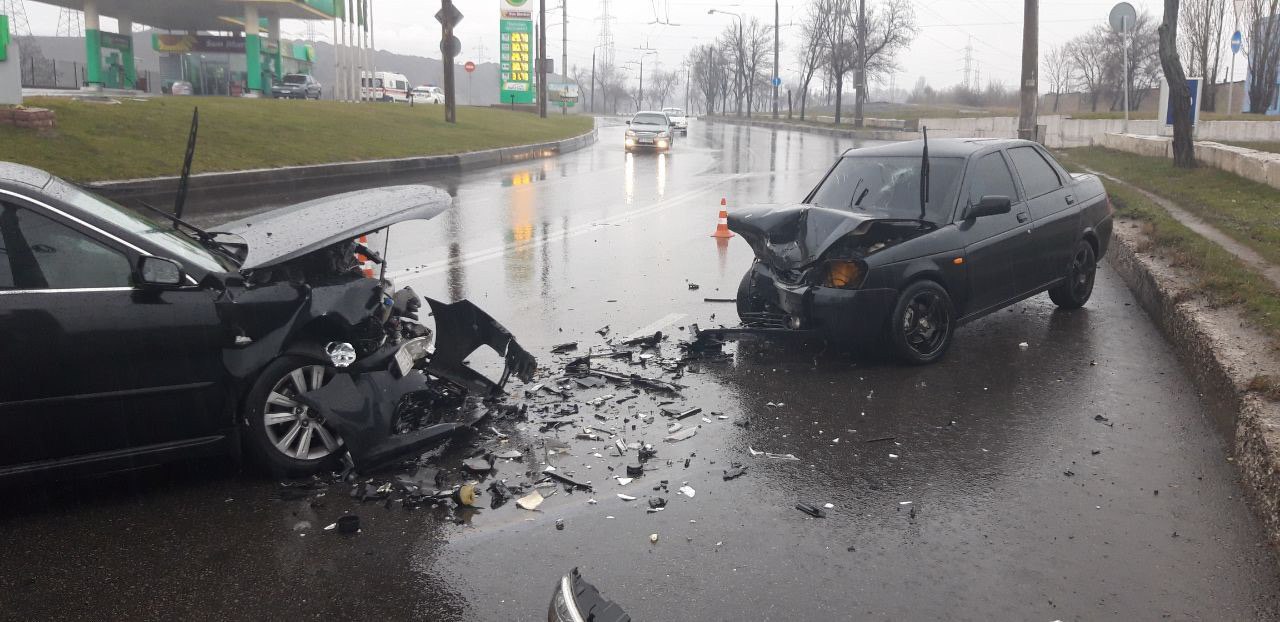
<box><xmin>728</xmin><ymin>203</ymin><xmax>886</xmax><ymax>271</ymax></box>
<box><xmin>222</xmin><ymin>184</ymin><xmax>452</xmax><ymax>270</ymax></box>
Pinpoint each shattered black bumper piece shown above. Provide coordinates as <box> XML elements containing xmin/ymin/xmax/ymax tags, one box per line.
<box><xmin>424</xmin><ymin>297</ymin><xmax>537</xmax><ymax>395</ymax></box>
<box><xmin>548</xmin><ymin>567</ymin><xmax>631</xmax><ymax>622</ymax></box>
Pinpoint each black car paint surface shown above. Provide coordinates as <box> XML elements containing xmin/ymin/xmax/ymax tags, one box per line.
<box><xmin>730</xmin><ymin>138</ymin><xmax>1113</xmax><ymax>352</ymax></box>
<box><xmin>0</xmin><ymin>163</ymin><xmax>532</xmax><ymax>481</ymax></box>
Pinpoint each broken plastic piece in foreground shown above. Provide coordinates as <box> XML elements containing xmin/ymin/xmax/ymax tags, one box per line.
<box><xmin>516</xmin><ymin>490</ymin><xmax>545</xmax><ymax>511</ymax></box>
<box><xmin>664</xmin><ymin>427</ymin><xmax>698</xmax><ymax>443</ymax></box>
<box><xmin>795</xmin><ymin>502</ymin><xmax>827</xmax><ymax>518</ymax></box>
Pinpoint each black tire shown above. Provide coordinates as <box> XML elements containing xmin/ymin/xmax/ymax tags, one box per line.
<box><xmin>887</xmin><ymin>280</ymin><xmax>955</xmax><ymax>365</ymax></box>
<box><xmin>736</xmin><ymin>269</ymin><xmax>767</xmax><ymax>320</ymax></box>
<box><xmin>242</xmin><ymin>355</ymin><xmax>344</xmax><ymax>477</ymax></box>
<box><xmin>1048</xmin><ymin>240</ymin><xmax>1097</xmax><ymax>310</ymax></box>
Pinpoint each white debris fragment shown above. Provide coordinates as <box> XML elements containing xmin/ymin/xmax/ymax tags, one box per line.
<box><xmin>716</xmin><ymin>415</ymin><xmax>729</xmax><ymax>420</ymax></box>
<box><xmin>617</xmin><ymin>494</ymin><xmax>638</xmax><ymax>501</ymax></box>
<box><xmin>588</xmin><ymin>498</ymin><xmax>598</xmax><ymax>505</ymax></box>
<box><xmin>899</xmin><ymin>501</ymin><xmax>913</xmax><ymax>505</ymax></box>
<box><xmin>679</xmin><ymin>485</ymin><xmax>696</xmax><ymax>498</ymax></box>
<box><xmin>823</xmin><ymin>503</ymin><xmax>834</xmax><ymax>509</ymax></box>
<box><xmin>701</xmin><ymin>417</ymin><xmax>712</xmax><ymax>424</ymax></box>
<box><xmin>668</xmin><ymin>423</ymin><xmax>683</xmax><ymax>433</ymax></box>
<box><xmin>665</xmin><ymin>427</ymin><xmax>698</xmax><ymax>442</ymax></box>
<box><xmin>748</xmin><ymin>446</ymin><xmax>763</xmax><ymax>457</ymax></box>
<box><xmin>832</xmin><ymin>438</ymin><xmax>840</xmax><ymax>444</ymax></box>
<box><xmin>615</xmin><ymin>477</ymin><xmax>634</xmax><ymax>486</ymax></box>
<box><xmin>592</xmin><ymin>453</ymin><xmax>603</xmax><ymax>458</ymax></box>
<box><xmin>1018</xmin><ymin>342</ymin><xmax>1029</xmax><ymax>348</ymax></box>
<box><xmin>649</xmin><ymin>533</ymin><xmax>659</xmax><ymax>543</ymax></box>
<box><xmin>516</xmin><ymin>490</ymin><xmax>545</xmax><ymax>511</ymax></box>
<box><xmin>888</xmin><ymin>453</ymin><xmax>899</xmax><ymax>458</ymax></box>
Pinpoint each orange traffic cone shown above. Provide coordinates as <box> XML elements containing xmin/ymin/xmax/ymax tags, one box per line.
<box><xmin>711</xmin><ymin>198</ymin><xmax>734</xmax><ymax>238</ymax></box>
<box><xmin>355</xmin><ymin>234</ymin><xmax>376</xmax><ymax>277</ymax></box>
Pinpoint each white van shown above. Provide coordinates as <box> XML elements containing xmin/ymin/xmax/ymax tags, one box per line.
<box><xmin>362</xmin><ymin>71</ymin><xmax>411</xmax><ymax>103</ymax></box>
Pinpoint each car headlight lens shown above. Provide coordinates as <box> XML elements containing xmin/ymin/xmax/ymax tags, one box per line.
<box><xmin>824</xmin><ymin>260</ymin><xmax>866</xmax><ymax>289</ymax></box>
<box><xmin>548</xmin><ymin>574</ymin><xmax>584</xmax><ymax>622</ymax></box>
<box><xmin>657</xmin><ymin>131</ymin><xmax>669</xmax><ymax>138</ymax></box>
<box><xmin>625</xmin><ymin>130</ymin><xmax>636</xmax><ymax>137</ymax></box>
<box><xmin>325</xmin><ymin>341</ymin><xmax>357</xmax><ymax>367</ymax></box>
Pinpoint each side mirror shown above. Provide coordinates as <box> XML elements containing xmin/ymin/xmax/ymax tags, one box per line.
<box><xmin>626</xmin><ymin>120</ymin><xmax>631</xmax><ymax>125</ymax></box>
<box><xmin>136</xmin><ymin>256</ymin><xmax>185</xmax><ymax>288</ymax></box>
<box><xmin>967</xmin><ymin>195</ymin><xmax>1012</xmax><ymax>219</ymax></box>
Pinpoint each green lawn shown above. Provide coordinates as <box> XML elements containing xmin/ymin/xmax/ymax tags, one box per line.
<box><xmin>1061</xmin><ymin>146</ymin><xmax>1280</xmax><ymax>268</ymax></box>
<box><xmin>1058</xmin><ymin>152</ymin><xmax>1280</xmax><ymax>357</ymax></box>
<box><xmin>1</xmin><ymin>97</ymin><xmax>593</xmax><ymax>182</ymax></box>
<box><xmin>1217</xmin><ymin>140</ymin><xmax>1280</xmax><ymax>154</ymax></box>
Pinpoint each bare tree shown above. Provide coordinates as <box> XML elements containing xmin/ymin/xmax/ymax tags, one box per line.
<box><xmin>1102</xmin><ymin>12</ymin><xmax>1162</xmax><ymax>111</ymax></box>
<box><xmin>822</xmin><ymin>0</ymin><xmax>858</xmax><ymax>124</ymax></box>
<box><xmin>1042</xmin><ymin>44</ymin><xmax>1074</xmax><ymax>112</ymax></box>
<box><xmin>647</xmin><ymin>68</ymin><xmax>680</xmax><ymax>109</ymax></box>
<box><xmin>689</xmin><ymin>44</ymin><xmax>727</xmax><ymax>115</ymax></box>
<box><xmin>1067</xmin><ymin>30</ymin><xmax>1109</xmax><ymax>111</ymax></box>
<box><xmin>1160</xmin><ymin>0</ymin><xmax>1195</xmax><ymax>166</ymax></box>
<box><xmin>1242</xmin><ymin>0</ymin><xmax>1280</xmax><ymax>113</ymax></box>
<box><xmin>739</xmin><ymin>17</ymin><xmax>773</xmax><ymax>118</ymax></box>
<box><xmin>717</xmin><ymin>22</ymin><xmax>748</xmax><ymax>115</ymax></box>
<box><xmin>852</xmin><ymin>0</ymin><xmax>917</xmax><ymax>127</ymax></box>
<box><xmin>1179</xmin><ymin>0</ymin><xmax>1227</xmax><ymax>110</ymax></box>
<box><xmin>796</xmin><ymin>0</ymin><xmax>833</xmax><ymax>120</ymax></box>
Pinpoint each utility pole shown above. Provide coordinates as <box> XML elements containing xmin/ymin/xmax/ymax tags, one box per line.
<box><xmin>562</xmin><ymin>0</ymin><xmax>568</xmax><ymax>115</ymax></box>
<box><xmin>538</xmin><ymin>0</ymin><xmax>548</xmax><ymax>117</ymax></box>
<box><xmin>437</xmin><ymin>0</ymin><xmax>462</xmax><ymax>123</ymax></box>
<box><xmin>590</xmin><ymin>49</ymin><xmax>596</xmax><ymax>113</ymax></box>
<box><xmin>1017</xmin><ymin>0</ymin><xmax>1038</xmax><ymax>140</ymax></box>
<box><xmin>772</xmin><ymin>0</ymin><xmax>779</xmax><ymax>119</ymax></box>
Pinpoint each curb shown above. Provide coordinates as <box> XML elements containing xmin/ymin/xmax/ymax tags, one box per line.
<box><xmin>1107</xmin><ymin>221</ymin><xmax>1280</xmax><ymax>547</ymax></box>
<box><xmin>87</xmin><ymin>127</ymin><xmax>598</xmax><ymax>205</ymax></box>
<box><xmin>706</xmin><ymin>116</ymin><xmax>918</xmax><ymax>142</ymax></box>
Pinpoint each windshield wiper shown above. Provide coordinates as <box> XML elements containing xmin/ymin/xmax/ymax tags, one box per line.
<box><xmin>136</xmin><ymin>200</ymin><xmax>242</xmax><ymax>265</ymax></box>
<box><xmin>847</xmin><ymin>177</ymin><xmax>865</xmax><ymax>211</ymax></box>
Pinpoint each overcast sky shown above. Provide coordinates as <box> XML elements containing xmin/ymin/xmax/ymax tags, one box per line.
<box><xmin>22</xmin><ymin>0</ymin><xmax>1238</xmax><ymax>93</ymax></box>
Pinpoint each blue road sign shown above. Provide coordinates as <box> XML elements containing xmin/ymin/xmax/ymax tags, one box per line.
<box><xmin>772</xmin><ymin>76</ymin><xmax>781</xmax><ymax>87</ymax></box>
<box><xmin>1231</xmin><ymin>30</ymin><xmax>1242</xmax><ymax>54</ymax></box>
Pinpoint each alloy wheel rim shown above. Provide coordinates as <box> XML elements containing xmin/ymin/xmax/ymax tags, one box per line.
<box><xmin>901</xmin><ymin>291</ymin><xmax>950</xmax><ymax>356</ymax></box>
<box><xmin>1071</xmin><ymin>248</ymin><xmax>1095</xmax><ymax>299</ymax></box>
<box><xmin>263</xmin><ymin>365</ymin><xmax>343</xmax><ymax>461</ymax></box>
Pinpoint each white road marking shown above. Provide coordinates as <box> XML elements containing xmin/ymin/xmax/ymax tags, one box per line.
<box><xmin>623</xmin><ymin>313</ymin><xmax>688</xmax><ymax>341</ymax></box>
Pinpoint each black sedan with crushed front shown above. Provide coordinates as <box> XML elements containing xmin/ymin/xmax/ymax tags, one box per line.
<box><xmin>731</xmin><ymin>137</ymin><xmax>1112</xmax><ymax>364</ymax></box>
<box><xmin>0</xmin><ymin>162</ymin><xmax>534</xmax><ymax>482</ymax></box>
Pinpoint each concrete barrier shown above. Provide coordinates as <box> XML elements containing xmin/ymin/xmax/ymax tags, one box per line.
<box><xmin>707</xmin><ymin>115</ymin><xmax>917</xmax><ymax>142</ymax></box>
<box><xmin>1097</xmin><ymin>132</ymin><xmax>1280</xmax><ymax>191</ymax></box>
<box><xmin>920</xmin><ymin>115</ymin><xmax>1280</xmax><ymax>149</ymax></box>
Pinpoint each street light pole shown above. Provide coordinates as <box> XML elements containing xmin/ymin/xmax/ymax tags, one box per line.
<box><xmin>538</xmin><ymin>0</ymin><xmax>547</xmax><ymax>117</ymax></box>
<box><xmin>590</xmin><ymin>49</ymin><xmax>596</xmax><ymax>114</ymax></box>
<box><xmin>561</xmin><ymin>0</ymin><xmax>567</xmax><ymax>115</ymax></box>
<box><xmin>1017</xmin><ymin>0</ymin><xmax>1038</xmax><ymax>140</ymax></box>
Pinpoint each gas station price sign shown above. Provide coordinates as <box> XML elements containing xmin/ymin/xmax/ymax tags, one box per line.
<box><xmin>499</xmin><ymin>0</ymin><xmax>534</xmax><ymax>104</ymax></box>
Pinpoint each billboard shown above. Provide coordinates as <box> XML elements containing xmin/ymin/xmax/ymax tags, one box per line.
<box><xmin>499</xmin><ymin>0</ymin><xmax>533</xmax><ymax>104</ymax></box>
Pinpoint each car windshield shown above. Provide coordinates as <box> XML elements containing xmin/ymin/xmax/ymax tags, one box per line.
<box><xmin>42</xmin><ymin>179</ymin><xmax>239</xmax><ymax>273</ymax></box>
<box><xmin>632</xmin><ymin>113</ymin><xmax>668</xmax><ymax>126</ymax></box>
<box><xmin>283</xmin><ymin>75</ymin><xmax>307</xmax><ymax>84</ymax></box>
<box><xmin>808</xmin><ymin>155</ymin><xmax>965</xmax><ymax>223</ymax></box>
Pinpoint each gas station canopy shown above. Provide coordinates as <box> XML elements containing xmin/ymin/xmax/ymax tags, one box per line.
<box><xmin>31</xmin><ymin>0</ymin><xmax>338</xmax><ymax>32</ymax></box>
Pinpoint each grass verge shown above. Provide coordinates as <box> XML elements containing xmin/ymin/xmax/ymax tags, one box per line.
<box><xmin>2</xmin><ymin>97</ymin><xmax>593</xmax><ymax>182</ymax></box>
<box><xmin>1058</xmin><ymin>151</ymin><xmax>1280</xmax><ymax>353</ymax></box>
<box><xmin>1218</xmin><ymin>141</ymin><xmax>1280</xmax><ymax>155</ymax></box>
<box><xmin>1061</xmin><ymin>146</ymin><xmax>1280</xmax><ymax>268</ymax></box>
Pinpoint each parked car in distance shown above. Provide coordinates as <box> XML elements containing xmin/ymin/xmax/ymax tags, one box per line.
<box><xmin>0</xmin><ymin>162</ymin><xmax>535</xmax><ymax>483</ymax></box>
<box><xmin>624</xmin><ymin>111</ymin><xmax>676</xmax><ymax>152</ymax></box>
<box><xmin>662</xmin><ymin>107</ymin><xmax>689</xmax><ymax>134</ymax></box>
<box><xmin>363</xmin><ymin>71</ymin><xmax>411</xmax><ymax>103</ymax></box>
<box><xmin>411</xmin><ymin>86</ymin><xmax>445</xmax><ymax>104</ymax></box>
<box><xmin>271</xmin><ymin>73</ymin><xmax>322</xmax><ymax>100</ymax></box>
<box><xmin>731</xmin><ymin>138</ymin><xmax>1113</xmax><ymax>364</ymax></box>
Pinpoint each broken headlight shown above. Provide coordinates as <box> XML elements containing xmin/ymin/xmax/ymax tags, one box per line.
<box><xmin>549</xmin><ymin>574</ymin><xmax>584</xmax><ymax>622</ymax></box>
<box><xmin>823</xmin><ymin>259</ymin><xmax>867</xmax><ymax>289</ymax></box>
<box><xmin>547</xmin><ymin>568</ymin><xmax>629</xmax><ymax>622</ymax></box>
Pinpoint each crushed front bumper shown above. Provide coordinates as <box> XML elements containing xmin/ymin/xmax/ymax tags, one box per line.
<box><xmin>746</xmin><ymin>262</ymin><xmax>897</xmax><ymax>343</ymax></box>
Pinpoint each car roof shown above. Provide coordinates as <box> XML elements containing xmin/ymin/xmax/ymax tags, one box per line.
<box><xmin>0</xmin><ymin>161</ymin><xmax>54</xmax><ymax>191</ymax></box>
<box><xmin>634</xmin><ymin>110</ymin><xmax>668</xmax><ymax>116</ymax></box>
<box><xmin>842</xmin><ymin>137</ymin><xmax>1037</xmax><ymax>158</ymax></box>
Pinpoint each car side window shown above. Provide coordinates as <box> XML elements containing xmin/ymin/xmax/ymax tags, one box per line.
<box><xmin>0</xmin><ymin>202</ymin><xmax>133</xmax><ymax>290</ymax></box>
<box><xmin>966</xmin><ymin>152</ymin><xmax>1020</xmax><ymax>208</ymax></box>
<box><xmin>1006</xmin><ymin>146</ymin><xmax>1063</xmax><ymax>199</ymax></box>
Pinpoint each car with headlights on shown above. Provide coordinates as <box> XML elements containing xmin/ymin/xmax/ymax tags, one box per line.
<box><xmin>624</xmin><ymin>111</ymin><xmax>676</xmax><ymax>152</ymax></box>
<box><xmin>731</xmin><ymin>137</ymin><xmax>1112</xmax><ymax>364</ymax></box>
<box><xmin>0</xmin><ymin>162</ymin><xmax>535</xmax><ymax>482</ymax></box>
<box><xmin>271</xmin><ymin>73</ymin><xmax>322</xmax><ymax>100</ymax></box>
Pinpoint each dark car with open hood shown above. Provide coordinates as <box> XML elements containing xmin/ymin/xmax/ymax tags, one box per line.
<box><xmin>0</xmin><ymin>162</ymin><xmax>535</xmax><ymax>483</ymax></box>
<box><xmin>730</xmin><ymin>137</ymin><xmax>1113</xmax><ymax>364</ymax></box>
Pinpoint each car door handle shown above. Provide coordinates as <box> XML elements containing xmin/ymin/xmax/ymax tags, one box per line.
<box><xmin>1065</xmin><ymin>194</ymin><xmax>1076</xmax><ymax>205</ymax></box>
<box><xmin>1016</xmin><ymin>212</ymin><xmax>1029</xmax><ymax>223</ymax></box>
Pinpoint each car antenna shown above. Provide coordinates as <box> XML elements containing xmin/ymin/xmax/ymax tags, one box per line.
<box><xmin>918</xmin><ymin>126</ymin><xmax>930</xmax><ymax>228</ymax></box>
<box><xmin>173</xmin><ymin>107</ymin><xmax>199</xmax><ymax>222</ymax></box>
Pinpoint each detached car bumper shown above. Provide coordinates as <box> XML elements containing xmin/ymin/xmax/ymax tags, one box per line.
<box><xmin>748</xmin><ymin>263</ymin><xmax>897</xmax><ymax>343</ymax></box>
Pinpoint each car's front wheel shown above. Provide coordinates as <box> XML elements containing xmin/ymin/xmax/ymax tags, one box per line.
<box><xmin>243</xmin><ymin>355</ymin><xmax>344</xmax><ymax>477</ymax></box>
<box><xmin>1048</xmin><ymin>240</ymin><xmax>1097</xmax><ymax>309</ymax></box>
<box><xmin>887</xmin><ymin>280</ymin><xmax>954</xmax><ymax>365</ymax></box>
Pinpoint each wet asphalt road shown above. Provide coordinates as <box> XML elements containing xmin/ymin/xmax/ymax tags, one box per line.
<box><xmin>3</xmin><ymin>121</ymin><xmax>1280</xmax><ymax>621</ymax></box>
